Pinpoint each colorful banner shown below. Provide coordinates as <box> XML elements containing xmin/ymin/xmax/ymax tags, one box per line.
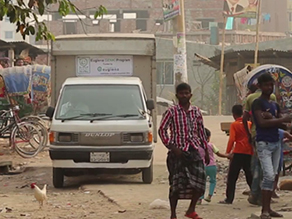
<box><xmin>162</xmin><ymin>0</ymin><xmax>180</xmax><ymax>21</ymax></box>
<box><xmin>0</xmin><ymin>66</ymin><xmax>32</xmax><ymax>95</ymax></box>
<box><xmin>223</xmin><ymin>0</ymin><xmax>258</xmax><ymax>18</ymax></box>
<box><xmin>31</xmin><ymin>65</ymin><xmax>51</xmax><ymax>93</ymax></box>
<box><xmin>31</xmin><ymin>65</ymin><xmax>51</xmax><ymax>114</ymax></box>
<box><xmin>246</xmin><ymin>65</ymin><xmax>292</xmax><ymax>113</ymax></box>
<box><xmin>0</xmin><ymin>65</ymin><xmax>51</xmax><ymax>115</ymax></box>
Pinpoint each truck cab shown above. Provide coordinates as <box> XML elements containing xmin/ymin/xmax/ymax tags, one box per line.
<box><xmin>47</xmin><ymin>77</ymin><xmax>155</xmax><ymax>187</ymax></box>
<box><xmin>46</xmin><ymin>34</ymin><xmax>157</xmax><ymax>188</ymax></box>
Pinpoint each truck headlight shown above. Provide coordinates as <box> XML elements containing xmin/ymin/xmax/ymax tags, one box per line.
<box><xmin>130</xmin><ymin>133</ymin><xmax>144</xmax><ymax>142</ymax></box>
<box><xmin>58</xmin><ymin>133</ymin><xmax>72</xmax><ymax>142</ymax></box>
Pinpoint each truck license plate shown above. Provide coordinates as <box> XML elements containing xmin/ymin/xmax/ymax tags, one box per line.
<box><xmin>90</xmin><ymin>152</ymin><xmax>110</xmax><ymax>163</ymax></box>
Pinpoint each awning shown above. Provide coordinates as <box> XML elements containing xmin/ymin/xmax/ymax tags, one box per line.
<box><xmin>194</xmin><ymin>53</ymin><xmax>220</xmax><ymax>70</ymax></box>
<box><xmin>10</xmin><ymin>41</ymin><xmax>46</xmax><ymax>55</ymax></box>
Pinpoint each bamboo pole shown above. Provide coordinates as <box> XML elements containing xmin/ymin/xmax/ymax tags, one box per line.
<box><xmin>254</xmin><ymin>0</ymin><xmax>261</xmax><ymax>66</ymax></box>
<box><xmin>218</xmin><ymin>16</ymin><xmax>227</xmax><ymax>115</ymax></box>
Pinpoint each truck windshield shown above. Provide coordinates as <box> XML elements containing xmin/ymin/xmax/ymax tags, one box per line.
<box><xmin>55</xmin><ymin>84</ymin><xmax>145</xmax><ymax>120</ymax></box>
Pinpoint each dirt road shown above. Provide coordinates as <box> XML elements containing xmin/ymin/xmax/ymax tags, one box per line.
<box><xmin>1</xmin><ymin>116</ymin><xmax>292</xmax><ymax>219</ymax></box>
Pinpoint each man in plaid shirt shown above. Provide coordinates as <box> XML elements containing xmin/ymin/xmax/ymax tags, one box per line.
<box><xmin>159</xmin><ymin>83</ymin><xmax>210</xmax><ymax>219</ymax></box>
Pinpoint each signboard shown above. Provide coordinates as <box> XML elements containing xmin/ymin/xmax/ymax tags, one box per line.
<box><xmin>162</xmin><ymin>0</ymin><xmax>180</xmax><ymax>21</ymax></box>
<box><xmin>233</xmin><ymin>66</ymin><xmax>250</xmax><ymax>101</ymax></box>
<box><xmin>223</xmin><ymin>0</ymin><xmax>258</xmax><ymax>18</ymax></box>
<box><xmin>76</xmin><ymin>56</ymin><xmax>133</xmax><ymax>76</ymax></box>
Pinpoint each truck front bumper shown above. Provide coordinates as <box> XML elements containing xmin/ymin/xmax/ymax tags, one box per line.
<box><xmin>49</xmin><ymin>145</ymin><xmax>154</xmax><ymax>169</ymax></box>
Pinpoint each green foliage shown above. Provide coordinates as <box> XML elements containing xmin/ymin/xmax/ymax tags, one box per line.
<box><xmin>0</xmin><ymin>0</ymin><xmax>107</xmax><ymax>41</ymax></box>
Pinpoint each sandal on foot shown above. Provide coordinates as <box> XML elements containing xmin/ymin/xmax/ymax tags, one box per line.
<box><xmin>260</xmin><ymin>213</ymin><xmax>271</xmax><ymax>219</ymax></box>
<box><xmin>218</xmin><ymin>200</ymin><xmax>232</xmax><ymax>204</ymax></box>
<box><xmin>269</xmin><ymin>211</ymin><xmax>283</xmax><ymax>218</ymax></box>
<box><xmin>185</xmin><ymin>212</ymin><xmax>202</xmax><ymax>219</ymax></box>
<box><xmin>204</xmin><ymin>197</ymin><xmax>211</xmax><ymax>203</ymax></box>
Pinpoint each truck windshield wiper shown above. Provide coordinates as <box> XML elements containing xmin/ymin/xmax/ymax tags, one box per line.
<box><xmin>61</xmin><ymin>113</ymin><xmax>112</xmax><ymax>122</ymax></box>
<box><xmin>90</xmin><ymin>114</ymin><xmax>140</xmax><ymax>123</ymax></box>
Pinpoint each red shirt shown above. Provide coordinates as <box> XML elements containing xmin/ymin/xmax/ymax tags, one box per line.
<box><xmin>159</xmin><ymin>104</ymin><xmax>208</xmax><ymax>151</ymax></box>
<box><xmin>226</xmin><ymin>117</ymin><xmax>253</xmax><ymax>155</ymax></box>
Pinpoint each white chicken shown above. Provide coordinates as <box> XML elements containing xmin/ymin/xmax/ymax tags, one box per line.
<box><xmin>30</xmin><ymin>183</ymin><xmax>47</xmax><ymax>208</ymax></box>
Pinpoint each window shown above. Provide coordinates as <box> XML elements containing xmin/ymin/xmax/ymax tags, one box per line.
<box><xmin>157</xmin><ymin>62</ymin><xmax>174</xmax><ymax>85</ymax></box>
<box><xmin>5</xmin><ymin>31</ymin><xmax>13</xmax><ymax>39</ymax></box>
<box><xmin>55</xmin><ymin>85</ymin><xmax>145</xmax><ymax>120</ymax></box>
<box><xmin>63</xmin><ymin>21</ymin><xmax>77</xmax><ymax>34</ymax></box>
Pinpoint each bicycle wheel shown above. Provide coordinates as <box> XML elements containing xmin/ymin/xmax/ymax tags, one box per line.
<box><xmin>21</xmin><ymin>115</ymin><xmax>51</xmax><ymax>131</ymax></box>
<box><xmin>11</xmin><ymin>122</ymin><xmax>42</xmax><ymax>158</ymax></box>
<box><xmin>20</xmin><ymin>117</ymin><xmax>48</xmax><ymax>150</ymax></box>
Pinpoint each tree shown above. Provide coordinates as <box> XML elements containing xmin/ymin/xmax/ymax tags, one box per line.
<box><xmin>0</xmin><ymin>0</ymin><xmax>107</xmax><ymax>41</ymax></box>
<box><xmin>191</xmin><ymin>65</ymin><xmax>214</xmax><ymax>109</ymax></box>
<box><xmin>205</xmin><ymin>70</ymin><xmax>226</xmax><ymax>115</ymax></box>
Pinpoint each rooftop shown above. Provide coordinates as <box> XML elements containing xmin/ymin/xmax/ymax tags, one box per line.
<box><xmin>55</xmin><ymin>33</ymin><xmax>156</xmax><ymax>40</ymax></box>
<box><xmin>63</xmin><ymin>76</ymin><xmax>142</xmax><ymax>85</ymax></box>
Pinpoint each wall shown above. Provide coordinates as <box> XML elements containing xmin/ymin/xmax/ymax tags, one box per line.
<box><xmin>261</xmin><ymin>0</ymin><xmax>288</xmax><ymax>33</ymax></box>
<box><xmin>44</xmin><ymin>0</ymin><xmax>224</xmax><ymax>37</ymax></box>
<box><xmin>288</xmin><ymin>0</ymin><xmax>292</xmax><ymax>31</ymax></box>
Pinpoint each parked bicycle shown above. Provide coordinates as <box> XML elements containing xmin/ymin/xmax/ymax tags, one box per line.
<box><xmin>0</xmin><ymin>104</ymin><xmax>48</xmax><ymax>158</ymax></box>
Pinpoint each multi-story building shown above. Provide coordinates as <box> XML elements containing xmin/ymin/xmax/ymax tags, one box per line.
<box><xmin>39</xmin><ymin>0</ymin><xmax>287</xmax><ymax>41</ymax></box>
<box><xmin>0</xmin><ymin>17</ymin><xmax>31</xmax><ymax>42</ymax></box>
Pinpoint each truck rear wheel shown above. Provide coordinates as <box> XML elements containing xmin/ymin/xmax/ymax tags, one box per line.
<box><xmin>53</xmin><ymin>168</ymin><xmax>64</xmax><ymax>188</ymax></box>
<box><xmin>142</xmin><ymin>160</ymin><xmax>153</xmax><ymax>184</ymax></box>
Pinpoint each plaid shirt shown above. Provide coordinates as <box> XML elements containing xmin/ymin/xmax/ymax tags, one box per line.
<box><xmin>159</xmin><ymin>104</ymin><xmax>208</xmax><ymax>151</ymax></box>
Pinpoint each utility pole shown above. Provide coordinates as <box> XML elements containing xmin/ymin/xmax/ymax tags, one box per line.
<box><xmin>218</xmin><ymin>16</ymin><xmax>227</xmax><ymax>115</ymax></box>
<box><xmin>254</xmin><ymin>0</ymin><xmax>261</xmax><ymax>66</ymax></box>
<box><xmin>173</xmin><ymin>0</ymin><xmax>188</xmax><ymax>89</ymax></box>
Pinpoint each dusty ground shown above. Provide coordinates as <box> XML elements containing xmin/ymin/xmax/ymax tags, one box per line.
<box><xmin>1</xmin><ymin>116</ymin><xmax>292</xmax><ymax>219</ymax></box>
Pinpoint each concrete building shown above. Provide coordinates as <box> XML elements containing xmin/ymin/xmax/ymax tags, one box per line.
<box><xmin>39</xmin><ymin>0</ymin><xmax>287</xmax><ymax>45</ymax></box>
<box><xmin>0</xmin><ymin>17</ymin><xmax>29</xmax><ymax>42</ymax></box>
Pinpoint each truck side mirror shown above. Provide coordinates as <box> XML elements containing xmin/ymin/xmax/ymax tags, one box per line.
<box><xmin>146</xmin><ymin>99</ymin><xmax>155</xmax><ymax>110</ymax></box>
<box><xmin>46</xmin><ymin>106</ymin><xmax>55</xmax><ymax>119</ymax></box>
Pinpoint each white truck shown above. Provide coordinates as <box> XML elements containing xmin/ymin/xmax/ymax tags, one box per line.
<box><xmin>46</xmin><ymin>34</ymin><xmax>157</xmax><ymax>188</ymax></box>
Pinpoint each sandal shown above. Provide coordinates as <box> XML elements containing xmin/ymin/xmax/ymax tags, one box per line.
<box><xmin>260</xmin><ymin>213</ymin><xmax>271</xmax><ymax>219</ymax></box>
<box><xmin>269</xmin><ymin>211</ymin><xmax>283</xmax><ymax>218</ymax></box>
<box><xmin>204</xmin><ymin>197</ymin><xmax>211</xmax><ymax>203</ymax></box>
<box><xmin>185</xmin><ymin>212</ymin><xmax>202</xmax><ymax>219</ymax></box>
<box><xmin>218</xmin><ymin>200</ymin><xmax>232</xmax><ymax>204</ymax></box>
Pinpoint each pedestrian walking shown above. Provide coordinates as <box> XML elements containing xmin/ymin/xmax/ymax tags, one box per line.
<box><xmin>219</xmin><ymin>104</ymin><xmax>253</xmax><ymax>204</ymax></box>
<box><xmin>159</xmin><ymin>82</ymin><xmax>210</xmax><ymax>219</ymax></box>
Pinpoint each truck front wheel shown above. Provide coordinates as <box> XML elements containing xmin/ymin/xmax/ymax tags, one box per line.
<box><xmin>53</xmin><ymin>168</ymin><xmax>64</xmax><ymax>188</ymax></box>
<box><xmin>142</xmin><ymin>160</ymin><xmax>153</xmax><ymax>184</ymax></box>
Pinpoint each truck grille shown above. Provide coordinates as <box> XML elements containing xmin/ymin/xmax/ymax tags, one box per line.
<box><xmin>72</xmin><ymin>133</ymin><xmax>79</xmax><ymax>142</ymax></box>
<box><xmin>122</xmin><ymin>133</ymin><xmax>131</xmax><ymax>142</ymax></box>
<box><xmin>79</xmin><ymin>132</ymin><xmax>121</xmax><ymax>146</ymax></box>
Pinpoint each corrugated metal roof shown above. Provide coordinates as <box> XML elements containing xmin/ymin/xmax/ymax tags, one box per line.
<box><xmin>55</xmin><ymin>33</ymin><xmax>156</xmax><ymax>40</ymax></box>
<box><xmin>10</xmin><ymin>41</ymin><xmax>46</xmax><ymax>55</ymax></box>
<box><xmin>0</xmin><ymin>40</ymin><xmax>46</xmax><ymax>55</ymax></box>
<box><xmin>209</xmin><ymin>50</ymin><xmax>292</xmax><ymax>62</ymax></box>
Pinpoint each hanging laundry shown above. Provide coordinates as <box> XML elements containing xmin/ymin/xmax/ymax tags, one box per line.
<box><xmin>247</xmin><ymin>18</ymin><xmax>257</xmax><ymax>25</ymax></box>
<box><xmin>241</xmin><ymin>18</ymin><xmax>248</xmax><ymax>24</ymax></box>
<box><xmin>225</xmin><ymin>17</ymin><xmax>234</xmax><ymax>30</ymax></box>
<box><xmin>262</xmin><ymin>13</ymin><xmax>271</xmax><ymax>23</ymax></box>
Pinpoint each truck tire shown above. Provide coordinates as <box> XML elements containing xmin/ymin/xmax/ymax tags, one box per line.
<box><xmin>142</xmin><ymin>160</ymin><xmax>153</xmax><ymax>184</ymax></box>
<box><xmin>53</xmin><ymin>168</ymin><xmax>64</xmax><ymax>188</ymax></box>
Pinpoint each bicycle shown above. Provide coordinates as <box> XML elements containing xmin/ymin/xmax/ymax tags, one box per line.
<box><xmin>0</xmin><ymin>105</ymin><xmax>47</xmax><ymax>158</ymax></box>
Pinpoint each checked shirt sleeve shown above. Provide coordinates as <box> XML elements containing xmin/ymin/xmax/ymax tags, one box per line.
<box><xmin>158</xmin><ymin>109</ymin><xmax>172</xmax><ymax>148</ymax></box>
